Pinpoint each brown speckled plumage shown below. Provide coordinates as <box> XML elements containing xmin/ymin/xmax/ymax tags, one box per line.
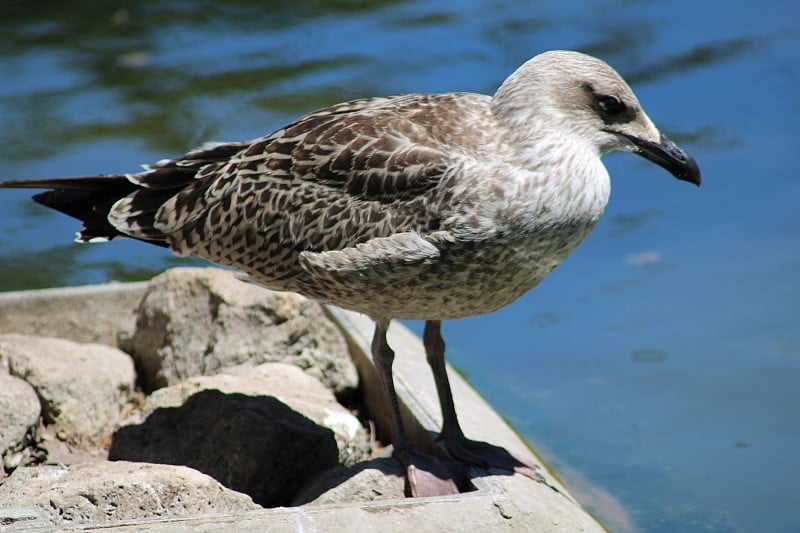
<box><xmin>99</xmin><ymin>87</ymin><xmax>609</xmax><ymax>320</ymax></box>
<box><xmin>1</xmin><ymin>51</ymin><xmax>700</xmax><ymax>497</ymax></box>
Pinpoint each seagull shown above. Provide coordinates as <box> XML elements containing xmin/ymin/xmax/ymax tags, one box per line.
<box><xmin>0</xmin><ymin>50</ymin><xmax>700</xmax><ymax>497</ymax></box>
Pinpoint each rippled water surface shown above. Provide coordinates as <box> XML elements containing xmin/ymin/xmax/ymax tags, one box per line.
<box><xmin>1</xmin><ymin>2</ymin><xmax>798</xmax><ymax>531</ymax></box>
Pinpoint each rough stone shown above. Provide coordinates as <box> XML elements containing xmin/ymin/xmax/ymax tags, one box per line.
<box><xmin>292</xmin><ymin>457</ymin><xmax>406</xmax><ymax>506</ymax></box>
<box><xmin>0</xmin><ymin>277</ymin><xmax>607</xmax><ymax>531</ymax></box>
<box><xmin>0</xmin><ymin>374</ymin><xmax>40</xmax><ymax>475</ymax></box>
<box><xmin>118</xmin><ymin>267</ymin><xmax>357</xmax><ymax>395</ymax></box>
<box><xmin>0</xmin><ymin>334</ymin><xmax>136</xmax><ymax>440</ymax></box>
<box><xmin>108</xmin><ymin>364</ymin><xmax>370</xmax><ymax>507</ymax></box>
<box><xmin>142</xmin><ymin>363</ymin><xmax>369</xmax><ymax>465</ymax></box>
<box><xmin>0</xmin><ymin>282</ymin><xmax>146</xmax><ymax>347</ymax></box>
<box><xmin>0</xmin><ymin>462</ymin><xmax>259</xmax><ymax>526</ymax></box>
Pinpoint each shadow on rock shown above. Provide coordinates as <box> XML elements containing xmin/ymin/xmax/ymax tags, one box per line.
<box><xmin>109</xmin><ymin>389</ymin><xmax>339</xmax><ymax>507</ymax></box>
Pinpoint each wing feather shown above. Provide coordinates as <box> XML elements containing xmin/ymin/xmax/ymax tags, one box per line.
<box><xmin>150</xmin><ymin>95</ymin><xmax>470</xmax><ymax>280</ymax></box>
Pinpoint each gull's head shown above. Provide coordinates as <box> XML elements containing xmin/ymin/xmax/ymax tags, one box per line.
<box><xmin>492</xmin><ymin>50</ymin><xmax>701</xmax><ymax>186</ymax></box>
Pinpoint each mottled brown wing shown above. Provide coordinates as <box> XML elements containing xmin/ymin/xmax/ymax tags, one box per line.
<box><xmin>234</xmin><ymin>94</ymin><xmax>453</xmax><ymax>200</ymax></box>
<box><xmin>117</xmin><ymin>95</ymin><xmax>466</xmax><ymax>287</ymax></box>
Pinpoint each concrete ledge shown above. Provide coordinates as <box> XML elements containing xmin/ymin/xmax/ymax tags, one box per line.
<box><xmin>0</xmin><ymin>279</ymin><xmax>605</xmax><ymax>531</ymax></box>
<box><xmin>323</xmin><ymin>307</ymin><xmax>604</xmax><ymax>532</ymax></box>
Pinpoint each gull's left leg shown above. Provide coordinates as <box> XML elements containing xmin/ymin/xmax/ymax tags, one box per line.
<box><xmin>371</xmin><ymin>318</ymin><xmax>467</xmax><ymax>497</ymax></box>
<box><xmin>423</xmin><ymin>319</ymin><xmax>545</xmax><ymax>482</ymax></box>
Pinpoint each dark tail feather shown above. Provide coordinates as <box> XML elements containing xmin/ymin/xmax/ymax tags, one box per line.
<box><xmin>0</xmin><ymin>141</ymin><xmax>246</xmax><ymax>247</ymax></box>
<box><xmin>0</xmin><ymin>176</ymin><xmax>167</xmax><ymax>246</ymax></box>
<box><xmin>0</xmin><ymin>175</ymin><xmax>137</xmax><ymax>193</ymax></box>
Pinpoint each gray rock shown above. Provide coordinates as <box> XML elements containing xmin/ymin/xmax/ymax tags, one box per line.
<box><xmin>119</xmin><ymin>267</ymin><xmax>357</xmax><ymax>395</ymax></box>
<box><xmin>0</xmin><ymin>462</ymin><xmax>259</xmax><ymax>526</ymax></box>
<box><xmin>0</xmin><ymin>505</ymin><xmax>50</xmax><ymax>531</ymax></box>
<box><xmin>292</xmin><ymin>457</ymin><xmax>406</xmax><ymax>506</ymax></box>
<box><xmin>0</xmin><ymin>281</ymin><xmax>146</xmax><ymax>347</ymax></box>
<box><xmin>142</xmin><ymin>364</ymin><xmax>370</xmax><ymax>466</ymax></box>
<box><xmin>0</xmin><ymin>374</ymin><xmax>40</xmax><ymax>474</ymax></box>
<box><xmin>0</xmin><ymin>334</ymin><xmax>136</xmax><ymax>441</ymax></box>
<box><xmin>110</xmin><ymin>391</ymin><xmax>336</xmax><ymax>507</ymax></box>
<box><xmin>109</xmin><ymin>364</ymin><xmax>370</xmax><ymax>507</ymax></box>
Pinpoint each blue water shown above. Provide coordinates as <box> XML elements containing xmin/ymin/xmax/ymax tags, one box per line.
<box><xmin>1</xmin><ymin>2</ymin><xmax>798</xmax><ymax>531</ymax></box>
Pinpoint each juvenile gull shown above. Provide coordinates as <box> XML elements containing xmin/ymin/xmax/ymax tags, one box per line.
<box><xmin>0</xmin><ymin>50</ymin><xmax>700</xmax><ymax>497</ymax></box>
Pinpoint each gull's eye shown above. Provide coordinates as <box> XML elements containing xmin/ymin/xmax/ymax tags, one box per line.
<box><xmin>597</xmin><ymin>95</ymin><xmax>626</xmax><ymax>116</ymax></box>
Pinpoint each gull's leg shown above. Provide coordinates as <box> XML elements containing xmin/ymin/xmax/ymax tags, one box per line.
<box><xmin>423</xmin><ymin>320</ymin><xmax>545</xmax><ymax>482</ymax></box>
<box><xmin>371</xmin><ymin>318</ymin><xmax>465</xmax><ymax>497</ymax></box>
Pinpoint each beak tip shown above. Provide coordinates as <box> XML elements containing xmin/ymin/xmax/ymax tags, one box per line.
<box><xmin>683</xmin><ymin>155</ymin><xmax>702</xmax><ymax>187</ymax></box>
<box><xmin>679</xmin><ymin>159</ymin><xmax>702</xmax><ymax>187</ymax></box>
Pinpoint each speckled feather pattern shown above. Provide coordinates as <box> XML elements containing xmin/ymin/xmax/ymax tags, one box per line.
<box><xmin>73</xmin><ymin>52</ymin><xmax>637</xmax><ymax>320</ymax></box>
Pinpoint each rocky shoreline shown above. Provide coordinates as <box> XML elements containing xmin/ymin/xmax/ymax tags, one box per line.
<box><xmin>0</xmin><ymin>267</ymin><xmax>606</xmax><ymax>532</ymax></box>
<box><xmin>0</xmin><ymin>268</ymin><xmax>403</xmax><ymax>527</ymax></box>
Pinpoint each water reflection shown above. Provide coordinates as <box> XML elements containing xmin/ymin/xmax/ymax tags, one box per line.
<box><xmin>605</xmin><ymin>208</ymin><xmax>668</xmax><ymax>238</ymax></box>
<box><xmin>672</xmin><ymin>126</ymin><xmax>740</xmax><ymax>151</ymax></box>
<box><xmin>0</xmin><ymin>0</ymin><xmax>732</xmax><ymax>166</ymax></box>
<box><xmin>0</xmin><ymin>1</ymin><xmax>407</xmax><ymax>162</ymax></box>
<box><xmin>384</xmin><ymin>9</ymin><xmax>456</xmax><ymax>28</ymax></box>
<box><xmin>528</xmin><ymin>311</ymin><xmax>563</xmax><ymax>329</ymax></box>
<box><xmin>0</xmin><ymin>242</ymin><xmax>188</xmax><ymax>292</ymax></box>
<box><xmin>624</xmin><ymin>37</ymin><xmax>755</xmax><ymax>85</ymax></box>
<box><xmin>0</xmin><ymin>243</ymin><xmax>90</xmax><ymax>291</ymax></box>
<box><xmin>630</xmin><ymin>348</ymin><xmax>667</xmax><ymax>364</ymax></box>
<box><xmin>624</xmin><ymin>251</ymin><xmax>662</xmax><ymax>267</ymax></box>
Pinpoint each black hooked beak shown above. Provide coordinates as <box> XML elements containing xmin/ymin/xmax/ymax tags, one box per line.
<box><xmin>622</xmin><ymin>132</ymin><xmax>702</xmax><ymax>187</ymax></box>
